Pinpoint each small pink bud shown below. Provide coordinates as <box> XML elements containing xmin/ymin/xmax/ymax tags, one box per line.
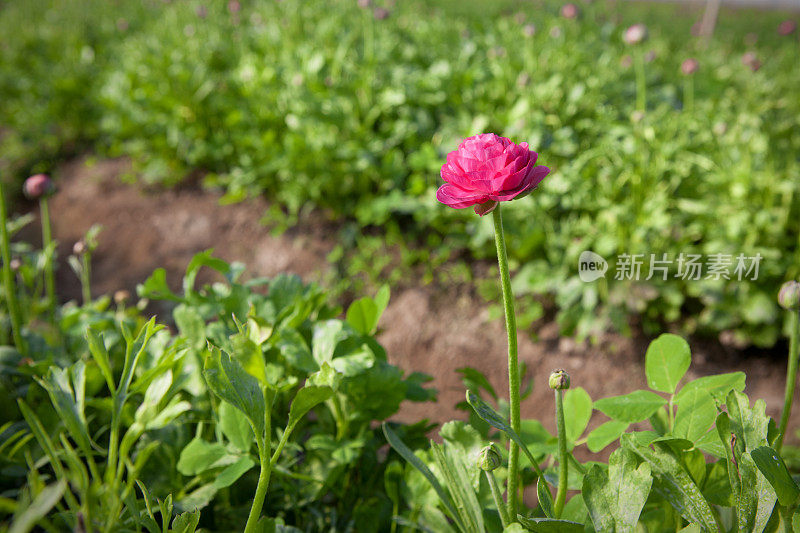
<box><xmin>357</xmin><ymin>0</ymin><xmax>371</xmax><ymax>7</ymax></box>
<box><xmin>114</xmin><ymin>290</ymin><xmax>131</xmax><ymax>305</ymax></box>
<box><xmin>373</xmin><ymin>7</ymin><xmax>389</xmax><ymax>20</ymax></box>
<box><xmin>778</xmin><ymin>20</ymin><xmax>797</xmax><ymax>36</ymax></box>
<box><xmin>227</xmin><ymin>0</ymin><xmax>240</xmax><ymax>13</ymax></box>
<box><xmin>23</xmin><ymin>174</ymin><xmax>55</xmax><ymax>200</ymax></box>
<box><xmin>681</xmin><ymin>58</ymin><xmax>699</xmax><ymax>75</ymax></box>
<box><xmin>9</xmin><ymin>258</ymin><xmax>21</xmax><ymax>272</ymax></box>
<box><xmin>623</xmin><ymin>23</ymin><xmax>647</xmax><ymax>45</ymax></box>
<box><xmin>742</xmin><ymin>52</ymin><xmax>761</xmax><ymax>72</ymax></box>
<box><xmin>560</xmin><ymin>3</ymin><xmax>578</xmax><ymax>19</ymax></box>
<box><xmin>523</xmin><ymin>24</ymin><xmax>536</xmax><ymax>37</ymax></box>
<box><xmin>73</xmin><ymin>241</ymin><xmax>87</xmax><ymax>255</ymax></box>
<box><xmin>196</xmin><ymin>5</ymin><xmax>208</xmax><ymax>18</ymax></box>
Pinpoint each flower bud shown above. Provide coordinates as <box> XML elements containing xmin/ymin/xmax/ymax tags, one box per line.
<box><xmin>681</xmin><ymin>58</ymin><xmax>699</xmax><ymax>76</ymax></box>
<box><xmin>778</xmin><ymin>20</ymin><xmax>796</xmax><ymax>36</ymax></box>
<box><xmin>779</xmin><ymin>281</ymin><xmax>800</xmax><ymax>311</ymax></box>
<box><xmin>23</xmin><ymin>174</ymin><xmax>55</xmax><ymax>200</ymax></box>
<box><xmin>560</xmin><ymin>3</ymin><xmax>578</xmax><ymax>19</ymax></box>
<box><xmin>114</xmin><ymin>290</ymin><xmax>131</xmax><ymax>305</ymax></box>
<box><xmin>373</xmin><ymin>7</ymin><xmax>389</xmax><ymax>20</ymax></box>
<box><xmin>549</xmin><ymin>369</ymin><xmax>570</xmax><ymax>390</ymax></box>
<box><xmin>623</xmin><ymin>24</ymin><xmax>647</xmax><ymax>45</ymax></box>
<box><xmin>73</xmin><ymin>240</ymin><xmax>87</xmax><ymax>255</ymax></box>
<box><xmin>523</xmin><ymin>24</ymin><xmax>536</xmax><ymax>38</ymax></box>
<box><xmin>477</xmin><ymin>444</ymin><xmax>502</xmax><ymax>471</ymax></box>
<box><xmin>9</xmin><ymin>258</ymin><xmax>21</xmax><ymax>272</ymax></box>
<box><xmin>741</xmin><ymin>52</ymin><xmax>761</xmax><ymax>72</ymax></box>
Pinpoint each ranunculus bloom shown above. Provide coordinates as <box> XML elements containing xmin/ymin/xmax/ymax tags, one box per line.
<box><xmin>436</xmin><ymin>133</ymin><xmax>549</xmax><ymax>216</ymax></box>
<box><xmin>23</xmin><ymin>174</ymin><xmax>55</xmax><ymax>200</ymax></box>
<box><xmin>778</xmin><ymin>20</ymin><xmax>796</xmax><ymax>36</ymax></box>
<box><xmin>623</xmin><ymin>24</ymin><xmax>647</xmax><ymax>45</ymax></box>
<box><xmin>560</xmin><ymin>3</ymin><xmax>578</xmax><ymax>19</ymax></box>
<box><xmin>681</xmin><ymin>58</ymin><xmax>699</xmax><ymax>75</ymax></box>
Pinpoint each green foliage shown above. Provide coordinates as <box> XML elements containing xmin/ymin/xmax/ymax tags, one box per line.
<box><xmin>1</xmin><ymin>0</ymin><xmax>798</xmax><ymax>345</ymax></box>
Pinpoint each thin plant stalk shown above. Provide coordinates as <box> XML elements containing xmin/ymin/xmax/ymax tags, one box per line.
<box><xmin>0</xmin><ymin>179</ymin><xmax>26</xmax><ymax>355</ymax></box>
<box><xmin>244</xmin><ymin>390</ymin><xmax>274</xmax><ymax>533</ymax></box>
<box><xmin>634</xmin><ymin>49</ymin><xmax>647</xmax><ymax>112</ymax></box>
<box><xmin>485</xmin><ymin>470</ymin><xmax>510</xmax><ymax>528</ymax></box>
<box><xmin>777</xmin><ymin>309</ymin><xmax>800</xmax><ymax>452</ymax></box>
<box><xmin>81</xmin><ymin>251</ymin><xmax>92</xmax><ymax>304</ymax></box>
<box><xmin>683</xmin><ymin>77</ymin><xmax>694</xmax><ymax>114</ymax></box>
<box><xmin>40</xmin><ymin>197</ymin><xmax>57</xmax><ymax>320</ymax></box>
<box><xmin>553</xmin><ymin>388</ymin><xmax>568</xmax><ymax>518</ymax></box>
<box><xmin>491</xmin><ymin>204</ymin><xmax>521</xmax><ymax>520</ymax></box>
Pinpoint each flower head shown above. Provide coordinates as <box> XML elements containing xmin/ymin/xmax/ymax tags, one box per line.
<box><xmin>623</xmin><ymin>23</ymin><xmax>647</xmax><ymax>45</ymax></box>
<box><xmin>778</xmin><ymin>20</ymin><xmax>796</xmax><ymax>36</ymax></box>
<box><xmin>228</xmin><ymin>0</ymin><xmax>240</xmax><ymax>13</ymax></box>
<box><xmin>437</xmin><ymin>133</ymin><xmax>549</xmax><ymax>216</ymax></box>
<box><xmin>742</xmin><ymin>51</ymin><xmax>761</xmax><ymax>72</ymax></box>
<box><xmin>681</xmin><ymin>58</ymin><xmax>699</xmax><ymax>75</ymax></box>
<box><xmin>779</xmin><ymin>281</ymin><xmax>800</xmax><ymax>310</ymax></box>
<box><xmin>523</xmin><ymin>23</ymin><xmax>536</xmax><ymax>37</ymax></box>
<box><xmin>373</xmin><ymin>6</ymin><xmax>390</xmax><ymax>19</ymax></box>
<box><xmin>477</xmin><ymin>444</ymin><xmax>502</xmax><ymax>471</ymax></box>
<box><xmin>549</xmin><ymin>369</ymin><xmax>570</xmax><ymax>390</ymax></box>
<box><xmin>23</xmin><ymin>174</ymin><xmax>55</xmax><ymax>200</ymax></box>
<box><xmin>560</xmin><ymin>3</ymin><xmax>578</xmax><ymax>19</ymax></box>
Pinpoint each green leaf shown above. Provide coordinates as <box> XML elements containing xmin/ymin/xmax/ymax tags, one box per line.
<box><xmin>137</xmin><ymin>267</ymin><xmax>180</xmax><ymax>301</ymax></box>
<box><xmin>726</xmin><ymin>390</ymin><xmax>770</xmax><ymax>452</ymax></box>
<box><xmin>430</xmin><ymin>442</ymin><xmax>485</xmax><ymax>533</ymax></box>
<box><xmin>287</xmin><ymin>384</ymin><xmax>334</xmax><ymax>432</ymax></box>
<box><xmin>621</xmin><ymin>433</ymin><xmax>718</xmax><ymax>532</ymax></box>
<box><xmin>174</xmin><ymin>304</ymin><xmax>207</xmax><ymax>351</ymax></box>
<box><xmin>219</xmin><ymin>401</ymin><xmax>254</xmax><ymax>453</ymax></box>
<box><xmin>382</xmin><ymin>423</ymin><xmax>460</xmax><ymax>526</ymax></box>
<box><xmin>177</xmin><ymin>438</ymin><xmax>229</xmax><ymax>476</ymax></box>
<box><xmin>537</xmin><ymin>477</ymin><xmax>554</xmax><ymax>518</ymax></box>
<box><xmin>645</xmin><ymin>334</ymin><xmax>691</xmax><ymax>394</ymax></box>
<box><xmin>586</xmin><ymin>420</ymin><xmax>629</xmax><ymax>453</ymax></box>
<box><xmin>751</xmin><ymin>446</ymin><xmax>799</xmax><ymax>506</ymax></box>
<box><xmin>674</xmin><ymin>388</ymin><xmax>717</xmax><ymax>443</ymax></box>
<box><xmin>171</xmin><ymin>510</ymin><xmax>201</xmax><ymax>533</ymax></box>
<box><xmin>86</xmin><ymin>328</ymin><xmax>114</xmax><ymax>393</ymax></box>
<box><xmin>183</xmin><ymin>250</ymin><xmax>230</xmax><ymax>296</ymax></box>
<box><xmin>675</xmin><ymin>372</ymin><xmax>746</xmax><ymax>404</ymax></box>
<box><xmin>594</xmin><ymin>390</ymin><xmax>667</xmax><ymax>423</ymax></box>
<box><xmin>582</xmin><ymin>448</ymin><xmax>652</xmax><ymax>533</ymax></box>
<box><xmin>213</xmin><ymin>456</ymin><xmax>256</xmax><ymax>489</ymax></box>
<box><xmin>465</xmin><ymin>391</ymin><xmax>546</xmax><ymax>479</ymax></box>
<box><xmin>456</xmin><ymin>367</ymin><xmax>498</xmax><ymax>401</ymax></box>
<box><xmin>516</xmin><ymin>516</ymin><xmax>583</xmax><ymax>532</ymax></box>
<box><xmin>563</xmin><ymin>387</ymin><xmax>592</xmax><ymax>443</ymax></box>
<box><xmin>312</xmin><ymin>320</ymin><xmax>349</xmax><ymax>365</ymax></box>
<box><xmin>9</xmin><ymin>480</ymin><xmax>66</xmax><ymax>533</ymax></box>
<box><xmin>346</xmin><ymin>297</ymin><xmax>379</xmax><ymax>335</ymax></box>
<box><xmin>203</xmin><ymin>345</ymin><xmax>266</xmax><ymax>438</ymax></box>
<box><xmin>36</xmin><ymin>364</ymin><xmax>93</xmax><ymax>455</ymax></box>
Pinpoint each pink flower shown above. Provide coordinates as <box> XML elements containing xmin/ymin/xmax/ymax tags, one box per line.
<box><xmin>561</xmin><ymin>3</ymin><xmax>578</xmax><ymax>19</ymax></box>
<box><xmin>623</xmin><ymin>24</ymin><xmax>647</xmax><ymax>45</ymax></box>
<box><xmin>681</xmin><ymin>58</ymin><xmax>698</xmax><ymax>75</ymax></box>
<box><xmin>778</xmin><ymin>20</ymin><xmax>797</xmax><ymax>36</ymax></box>
<box><xmin>23</xmin><ymin>174</ymin><xmax>55</xmax><ymax>200</ymax></box>
<box><xmin>228</xmin><ymin>0</ymin><xmax>240</xmax><ymax>13</ymax></box>
<box><xmin>436</xmin><ymin>134</ymin><xmax>549</xmax><ymax>216</ymax></box>
<box><xmin>742</xmin><ymin>51</ymin><xmax>761</xmax><ymax>72</ymax></box>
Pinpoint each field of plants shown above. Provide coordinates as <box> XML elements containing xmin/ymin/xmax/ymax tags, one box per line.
<box><xmin>1</xmin><ymin>0</ymin><xmax>800</xmax><ymax>531</ymax></box>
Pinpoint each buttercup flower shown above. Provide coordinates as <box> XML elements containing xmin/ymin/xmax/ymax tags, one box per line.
<box><xmin>624</xmin><ymin>23</ymin><xmax>647</xmax><ymax>45</ymax></box>
<box><xmin>23</xmin><ymin>174</ymin><xmax>55</xmax><ymax>200</ymax></box>
<box><xmin>681</xmin><ymin>58</ymin><xmax>699</xmax><ymax>75</ymax></box>
<box><xmin>437</xmin><ymin>133</ymin><xmax>549</xmax><ymax>216</ymax></box>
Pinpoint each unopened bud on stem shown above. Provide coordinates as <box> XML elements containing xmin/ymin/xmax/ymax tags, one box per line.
<box><xmin>477</xmin><ymin>444</ymin><xmax>502</xmax><ymax>472</ymax></box>
<box><xmin>549</xmin><ymin>369</ymin><xmax>570</xmax><ymax>390</ymax></box>
<box><xmin>779</xmin><ymin>281</ymin><xmax>800</xmax><ymax>311</ymax></box>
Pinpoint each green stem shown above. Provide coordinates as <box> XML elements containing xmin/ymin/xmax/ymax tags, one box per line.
<box><xmin>777</xmin><ymin>309</ymin><xmax>800</xmax><ymax>452</ymax></box>
<box><xmin>0</xmin><ymin>179</ymin><xmax>26</xmax><ymax>355</ymax></box>
<box><xmin>244</xmin><ymin>389</ymin><xmax>273</xmax><ymax>533</ymax></box>
<box><xmin>683</xmin><ymin>77</ymin><xmax>694</xmax><ymax>114</ymax></box>
<box><xmin>81</xmin><ymin>251</ymin><xmax>91</xmax><ymax>305</ymax></box>
<box><xmin>40</xmin><ymin>198</ymin><xmax>56</xmax><ymax>321</ymax></box>
<box><xmin>634</xmin><ymin>49</ymin><xmax>647</xmax><ymax>112</ymax></box>
<box><xmin>668</xmin><ymin>394</ymin><xmax>675</xmax><ymax>433</ymax></box>
<box><xmin>554</xmin><ymin>389</ymin><xmax>568</xmax><ymax>518</ymax></box>
<box><xmin>485</xmin><ymin>470</ymin><xmax>510</xmax><ymax>528</ymax></box>
<box><xmin>492</xmin><ymin>205</ymin><xmax>521</xmax><ymax>521</ymax></box>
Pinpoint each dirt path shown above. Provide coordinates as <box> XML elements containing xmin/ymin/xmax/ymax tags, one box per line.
<box><xmin>19</xmin><ymin>156</ymin><xmax>796</xmax><ymax>450</ymax></box>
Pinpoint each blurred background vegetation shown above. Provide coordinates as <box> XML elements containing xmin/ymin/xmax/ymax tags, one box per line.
<box><xmin>1</xmin><ymin>0</ymin><xmax>798</xmax><ymax>347</ymax></box>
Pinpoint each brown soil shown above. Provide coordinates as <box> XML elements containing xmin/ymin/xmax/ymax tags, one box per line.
<box><xmin>17</xmin><ymin>156</ymin><xmax>798</xmax><ymax>452</ymax></box>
